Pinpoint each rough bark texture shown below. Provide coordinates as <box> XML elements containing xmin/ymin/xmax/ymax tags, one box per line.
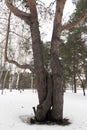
<box><xmin>28</xmin><ymin>0</ymin><xmax>47</xmax><ymax>105</ymax></box>
<box><xmin>35</xmin><ymin>72</ymin><xmax>53</xmax><ymax>121</ymax></box>
<box><xmin>50</xmin><ymin>0</ymin><xmax>64</xmax><ymax>120</ymax></box>
<box><xmin>27</xmin><ymin>1</ymin><xmax>53</xmax><ymax>121</ymax></box>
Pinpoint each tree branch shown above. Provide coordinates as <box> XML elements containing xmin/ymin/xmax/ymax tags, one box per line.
<box><xmin>60</xmin><ymin>0</ymin><xmax>67</xmax><ymax>21</ymax></box>
<box><xmin>61</xmin><ymin>0</ymin><xmax>67</xmax><ymax>10</ymax></box>
<box><xmin>61</xmin><ymin>11</ymin><xmax>87</xmax><ymax>32</ymax></box>
<box><xmin>5</xmin><ymin>0</ymin><xmax>31</xmax><ymax>25</ymax></box>
<box><xmin>5</xmin><ymin>11</ymin><xmax>34</xmax><ymax>73</ymax></box>
<box><xmin>10</xmin><ymin>30</ymin><xmax>31</xmax><ymax>41</ymax></box>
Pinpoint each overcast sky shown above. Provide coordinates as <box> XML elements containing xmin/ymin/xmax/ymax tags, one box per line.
<box><xmin>41</xmin><ymin>0</ymin><xmax>75</xmax><ymax>19</ymax></box>
<box><xmin>63</xmin><ymin>0</ymin><xmax>76</xmax><ymax>22</ymax></box>
<box><xmin>41</xmin><ymin>0</ymin><xmax>76</xmax><ymax>42</ymax></box>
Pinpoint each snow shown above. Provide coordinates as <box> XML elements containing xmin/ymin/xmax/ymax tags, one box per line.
<box><xmin>0</xmin><ymin>89</ymin><xmax>87</xmax><ymax>130</ymax></box>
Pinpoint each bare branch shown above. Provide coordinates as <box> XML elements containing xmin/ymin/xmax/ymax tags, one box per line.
<box><xmin>5</xmin><ymin>11</ymin><xmax>34</xmax><ymax>73</ymax></box>
<box><xmin>56</xmin><ymin>0</ymin><xmax>67</xmax><ymax>25</ymax></box>
<box><xmin>5</xmin><ymin>0</ymin><xmax>31</xmax><ymax>25</ymax></box>
<box><xmin>60</xmin><ymin>0</ymin><xmax>67</xmax><ymax>19</ymax></box>
<box><xmin>10</xmin><ymin>30</ymin><xmax>31</xmax><ymax>40</ymax></box>
<box><xmin>47</xmin><ymin>0</ymin><xmax>56</xmax><ymax>8</ymax></box>
<box><xmin>61</xmin><ymin>11</ymin><xmax>87</xmax><ymax>32</ymax></box>
<box><xmin>0</xmin><ymin>38</ymin><xmax>6</xmax><ymax>44</ymax></box>
<box><xmin>61</xmin><ymin>0</ymin><xmax>67</xmax><ymax>10</ymax></box>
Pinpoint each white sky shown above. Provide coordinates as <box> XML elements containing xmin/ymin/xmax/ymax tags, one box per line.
<box><xmin>63</xmin><ymin>0</ymin><xmax>76</xmax><ymax>22</ymax></box>
<box><xmin>41</xmin><ymin>0</ymin><xmax>76</xmax><ymax>42</ymax></box>
<box><xmin>41</xmin><ymin>0</ymin><xmax>76</xmax><ymax>21</ymax></box>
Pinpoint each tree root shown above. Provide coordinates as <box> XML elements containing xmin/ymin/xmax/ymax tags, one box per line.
<box><xmin>32</xmin><ymin>106</ymin><xmax>71</xmax><ymax>125</ymax></box>
<box><xmin>30</xmin><ymin>116</ymin><xmax>71</xmax><ymax>125</ymax></box>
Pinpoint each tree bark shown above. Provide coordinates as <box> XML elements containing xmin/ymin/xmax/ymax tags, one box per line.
<box><xmin>29</xmin><ymin>16</ymin><xmax>53</xmax><ymax>120</ymax></box>
<box><xmin>50</xmin><ymin>0</ymin><xmax>64</xmax><ymax>120</ymax></box>
<box><xmin>28</xmin><ymin>0</ymin><xmax>47</xmax><ymax>104</ymax></box>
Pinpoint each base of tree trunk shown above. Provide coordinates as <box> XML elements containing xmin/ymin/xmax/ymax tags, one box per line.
<box><xmin>20</xmin><ymin>114</ymin><xmax>71</xmax><ymax>126</ymax></box>
<box><xmin>30</xmin><ymin>117</ymin><xmax>71</xmax><ymax>125</ymax></box>
<box><xmin>30</xmin><ymin>108</ymin><xmax>70</xmax><ymax>125</ymax></box>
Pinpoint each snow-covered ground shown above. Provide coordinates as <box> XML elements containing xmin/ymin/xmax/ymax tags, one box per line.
<box><xmin>0</xmin><ymin>89</ymin><xmax>87</xmax><ymax>130</ymax></box>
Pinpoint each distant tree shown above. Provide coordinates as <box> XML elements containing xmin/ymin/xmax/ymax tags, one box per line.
<box><xmin>60</xmin><ymin>28</ymin><xmax>87</xmax><ymax>93</ymax></box>
<box><xmin>59</xmin><ymin>0</ymin><xmax>87</xmax><ymax>94</ymax></box>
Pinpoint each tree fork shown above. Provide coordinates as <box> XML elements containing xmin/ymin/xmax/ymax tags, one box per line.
<box><xmin>5</xmin><ymin>0</ymin><xmax>87</xmax><ymax>124</ymax></box>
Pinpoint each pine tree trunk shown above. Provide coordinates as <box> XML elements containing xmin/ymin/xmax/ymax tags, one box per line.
<box><xmin>73</xmin><ymin>65</ymin><xmax>77</xmax><ymax>93</ymax></box>
<box><xmin>29</xmin><ymin>11</ymin><xmax>46</xmax><ymax>105</ymax></box>
<box><xmin>29</xmin><ymin>0</ymin><xmax>64</xmax><ymax>122</ymax></box>
<box><xmin>28</xmin><ymin>2</ymin><xmax>48</xmax><ymax>121</ymax></box>
<box><xmin>30</xmin><ymin>19</ymin><xmax>53</xmax><ymax>121</ymax></box>
<box><xmin>50</xmin><ymin>0</ymin><xmax>64</xmax><ymax>120</ymax></box>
